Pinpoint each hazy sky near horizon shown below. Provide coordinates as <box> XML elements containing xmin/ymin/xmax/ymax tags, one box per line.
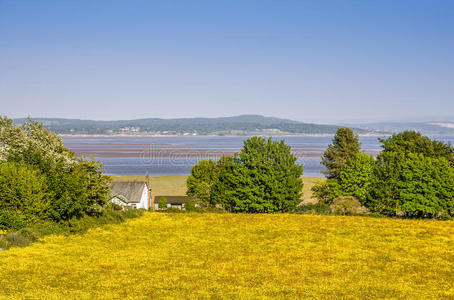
<box><xmin>1</xmin><ymin>0</ymin><xmax>453</xmax><ymax>124</ymax></box>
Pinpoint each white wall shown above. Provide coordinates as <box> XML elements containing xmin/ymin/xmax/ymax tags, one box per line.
<box><xmin>110</xmin><ymin>197</ymin><xmax>127</xmax><ymax>206</ymax></box>
<box><xmin>137</xmin><ymin>185</ymin><xmax>149</xmax><ymax>209</ymax></box>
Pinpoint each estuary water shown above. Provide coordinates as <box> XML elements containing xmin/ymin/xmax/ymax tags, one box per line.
<box><xmin>61</xmin><ymin>135</ymin><xmax>454</xmax><ymax>177</ymax></box>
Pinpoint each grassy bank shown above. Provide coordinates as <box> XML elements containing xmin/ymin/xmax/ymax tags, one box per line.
<box><xmin>0</xmin><ymin>210</ymin><xmax>143</xmax><ymax>250</ymax></box>
<box><xmin>0</xmin><ymin>213</ymin><xmax>453</xmax><ymax>299</ymax></box>
<box><xmin>111</xmin><ymin>175</ymin><xmax>325</xmax><ymax>203</ymax></box>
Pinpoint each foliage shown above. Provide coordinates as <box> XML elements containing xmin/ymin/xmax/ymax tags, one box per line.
<box><xmin>0</xmin><ymin>213</ymin><xmax>453</xmax><ymax>298</ymax></box>
<box><xmin>0</xmin><ymin>162</ymin><xmax>49</xmax><ymax>230</ymax></box>
<box><xmin>310</xmin><ymin>180</ymin><xmax>339</xmax><ymax>205</ymax></box>
<box><xmin>183</xmin><ymin>199</ymin><xmax>197</xmax><ymax>211</ymax></box>
<box><xmin>379</xmin><ymin>131</ymin><xmax>454</xmax><ymax>166</ymax></box>
<box><xmin>186</xmin><ymin>160</ymin><xmax>216</xmax><ymax>199</ymax></box>
<box><xmin>158</xmin><ymin>197</ymin><xmax>168</xmax><ymax>210</ymax></box>
<box><xmin>366</xmin><ymin>152</ymin><xmax>454</xmax><ymax>217</ymax></box>
<box><xmin>364</xmin><ymin>132</ymin><xmax>454</xmax><ymax>218</ymax></box>
<box><xmin>315</xmin><ymin>130</ymin><xmax>454</xmax><ymax>219</ymax></box>
<box><xmin>212</xmin><ymin>137</ymin><xmax>303</xmax><ymax>212</ymax></box>
<box><xmin>311</xmin><ymin>152</ymin><xmax>373</xmax><ymax>210</ymax></box>
<box><xmin>43</xmin><ymin>158</ymin><xmax>111</xmax><ymax>222</ymax></box>
<box><xmin>337</xmin><ymin>153</ymin><xmax>375</xmax><ymax>202</ymax></box>
<box><xmin>0</xmin><ymin>117</ymin><xmax>74</xmax><ymax>167</ymax></box>
<box><xmin>321</xmin><ymin>127</ymin><xmax>361</xmax><ymax>179</ymax></box>
<box><xmin>0</xmin><ymin>116</ymin><xmax>111</xmax><ymax>228</ymax></box>
<box><xmin>330</xmin><ymin>196</ymin><xmax>369</xmax><ymax>215</ymax></box>
<box><xmin>313</xmin><ymin>128</ymin><xmax>365</xmax><ymax>207</ymax></box>
<box><xmin>186</xmin><ymin>158</ymin><xmax>223</xmax><ymax>206</ymax></box>
<box><xmin>186</xmin><ymin>156</ymin><xmax>232</xmax><ymax>206</ymax></box>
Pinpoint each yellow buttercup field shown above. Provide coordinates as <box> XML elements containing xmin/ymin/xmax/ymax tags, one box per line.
<box><xmin>0</xmin><ymin>213</ymin><xmax>453</xmax><ymax>299</ymax></box>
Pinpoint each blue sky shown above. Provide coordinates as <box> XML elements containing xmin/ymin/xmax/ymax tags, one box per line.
<box><xmin>0</xmin><ymin>0</ymin><xmax>453</xmax><ymax>123</ymax></box>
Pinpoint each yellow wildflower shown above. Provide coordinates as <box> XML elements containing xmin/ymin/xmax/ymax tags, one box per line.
<box><xmin>0</xmin><ymin>213</ymin><xmax>453</xmax><ymax>299</ymax></box>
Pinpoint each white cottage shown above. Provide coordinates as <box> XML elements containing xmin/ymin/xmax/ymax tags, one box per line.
<box><xmin>109</xmin><ymin>181</ymin><xmax>150</xmax><ymax>209</ymax></box>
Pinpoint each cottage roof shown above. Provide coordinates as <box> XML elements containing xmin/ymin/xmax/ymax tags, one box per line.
<box><xmin>109</xmin><ymin>181</ymin><xmax>147</xmax><ymax>204</ymax></box>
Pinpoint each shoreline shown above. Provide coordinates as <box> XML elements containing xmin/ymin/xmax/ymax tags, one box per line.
<box><xmin>59</xmin><ymin>133</ymin><xmax>390</xmax><ymax>138</ymax></box>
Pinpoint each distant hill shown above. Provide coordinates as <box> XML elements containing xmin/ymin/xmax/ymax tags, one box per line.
<box><xmin>344</xmin><ymin>121</ymin><xmax>454</xmax><ymax>135</ymax></box>
<box><xmin>13</xmin><ymin>115</ymin><xmax>370</xmax><ymax>136</ymax></box>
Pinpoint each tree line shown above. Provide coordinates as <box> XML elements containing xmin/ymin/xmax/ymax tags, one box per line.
<box><xmin>314</xmin><ymin>128</ymin><xmax>454</xmax><ymax>218</ymax></box>
<box><xmin>187</xmin><ymin>129</ymin><xmax>454</xmax><ymax>218</ymax></box>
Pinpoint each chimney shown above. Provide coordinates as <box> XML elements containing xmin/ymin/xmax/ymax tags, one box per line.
<box><xmin>146</xmin><ymin>174</ymin><xmax>151</xmax><ymax>210</ymax></box>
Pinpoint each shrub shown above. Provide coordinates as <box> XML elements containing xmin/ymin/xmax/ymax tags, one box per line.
<box><xmin>0</xmin><ymin>162</ymin><xmax>49</xmax><ymax>230</ymax></box>
<box><xmin>212</xmin><ymin>136</ymin><xmax>303</xmax><ymax>212</ymax></box>
<box><xmin>330</xmin><ymin>196</ymin><xmax>369</xmax><ymax>215</ymax></box>
<box><xmin>165</xmin><ymin>207</ymin><xmax>184</xmax><ymax>213</ymax></box>
<box><xmin>295</xmin><ymin>202</ymin><xmax>331</xmax><ymax>214</ymax></box>
<box><xmin>311</xmin><ymin>180</ymin><xmax>339</xmax><ymax>205</ymax></box>
<box><xmin>184</xmin><ymin>199</ymin><xmax>200</xmax><ymax>212</ymax></box>
<box><xmin>158</xmin><ymin>197</ymin><xmax>168</xmax><ymax>210</ymax></box>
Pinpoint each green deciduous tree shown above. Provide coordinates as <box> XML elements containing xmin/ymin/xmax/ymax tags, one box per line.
<box><xmin>212</xmin><ymin>136</ymin><xmax>303</xmax><ymax>212</ymax></box>
<box><xmin>366</xmin><ymin>152</ymin><xmax>454</xmax><ymax>218</ymax></box>
<box><xmin>0</xmin><ymin>116</ymin><xmax>111</xmax><ymax>228</ymax></box>
<box><xmin>186</xmin><ymin>156</ymin><xmax>232</xmax><ymax>206</ymax></box>
<box><xmin>365</xmin><ymin>151</ymin><xmax>403</xmax><ymax>215</ymax></box>
<box><xmin>398</xmin><ymin>154</ymin><xmax>454</xmax><ymax>217</ymax></box>
<box><xmin>362</xmin><ymin>132</ymin><xmax>454</xmax><ymax>218</ymax></box>
<box><xmin>186</xmin><ymin>159</ymin><xmax>216</xmax><ymax>205</ymax></box>
<box><xmin>379</xmin><ymin>131</ymin><xmax>454</xmax><ymax>166</ymax></box>
<box><xmin>321</xmin><ymin>127</ymin><xmax>361</xmax><ymax>179</ymax></box>
<box><xmin>338</xmin><ymin>153</ymin><xmax>374</xmax><ymax>202</ymax></box>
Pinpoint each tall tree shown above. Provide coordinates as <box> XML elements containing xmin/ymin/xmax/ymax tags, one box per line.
<box><xmin>321</xmin><ymin>127</ymin><xmax>361</xmax><ymax>179</ymax></box>
<box><xmin>212</xmin><ymin>137</ymin><xmax>303</xmax><ymax>212</ymax></box>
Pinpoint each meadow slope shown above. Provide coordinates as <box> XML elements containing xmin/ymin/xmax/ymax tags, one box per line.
<box><xmin>0</xmin><ymin>213</ymin><xmax>453</xmax><ymax>299</ymax></box>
